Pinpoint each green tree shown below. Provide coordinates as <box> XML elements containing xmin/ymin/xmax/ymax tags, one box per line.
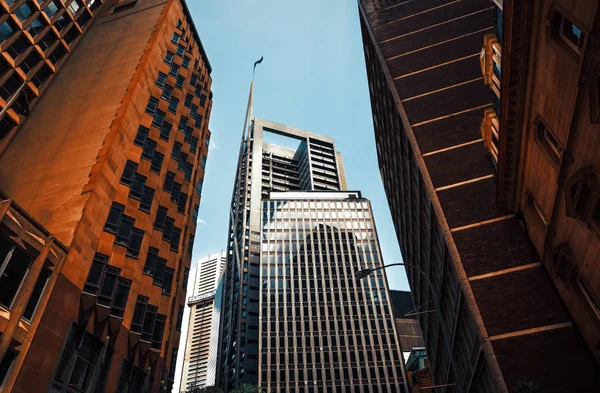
<box><xmin>184</xmin><ymin>386</ymin><xmax>222</xmax><ymax>393</ymax></box>
<box><xmin>230</xmin><ymin>384</ymin><xmax>261</xmax><ymax>393</ymax></box>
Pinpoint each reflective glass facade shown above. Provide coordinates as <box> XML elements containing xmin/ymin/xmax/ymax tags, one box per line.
<box><xmin>260</xmin><ymin>194</ymin><xmax>406</xmax><ymax>393</ymax></box>
<box><xmin>219</xmin><ymin>116</ymin><xmax>406</xmax><ymax>392</ymax></box>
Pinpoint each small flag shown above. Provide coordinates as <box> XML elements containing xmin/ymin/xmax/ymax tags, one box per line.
<box><xmin>253</xmin><ymin>56</ymin><xmax>263</xmax><ymax>78</ymax></box>
<box><xmin>253</xmin><ymin>56</ymin><xmax>264</xmax><ymax>72</ymax></box>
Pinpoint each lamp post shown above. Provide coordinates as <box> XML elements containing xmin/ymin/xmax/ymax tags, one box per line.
<box><xmin>356</xmin><ymin>263</ymin><xmax>456</xmax><ymax>392</ymax></box>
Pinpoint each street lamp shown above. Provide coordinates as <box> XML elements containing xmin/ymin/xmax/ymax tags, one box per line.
<box><xmin>356</xmin><ymin>262</ymin><xmax>457</xmax><ymax>392</ymax></box>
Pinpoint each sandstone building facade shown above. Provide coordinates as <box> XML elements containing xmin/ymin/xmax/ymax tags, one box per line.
<box><xmin>359</xmin><ymin>0</ymin><xmax>599</xmax><ymax>391</ymax></box>
<box><xmin>0</xmin><ymin>1</ymin><xmax>212</xmax><ymax>392</ymax></box>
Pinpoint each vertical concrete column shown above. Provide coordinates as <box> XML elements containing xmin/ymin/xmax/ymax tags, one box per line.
<box><xmin>0</xmin><ymin>235</ymin><xmax>54</xmax><ymax>362</ymax></box>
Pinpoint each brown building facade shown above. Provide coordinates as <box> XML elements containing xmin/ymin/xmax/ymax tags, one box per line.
<box><xmin>0</xmin><ymin>0</ymin><xmax>104</xmax><ymax>156</ymax></box>
<box><xmin>0</xmin><ymin>1</ymin><xmax>212</xmax><ymax>392</ymax></box>
<box><xmin>482</xmin><ymin>0</ymin><xmax>600</xmax><ymax>372</ymax></box>
<box><xmin>359</xmin><ymin>0</ymin><xmax>599</xmax><ymax>392</ymax></box>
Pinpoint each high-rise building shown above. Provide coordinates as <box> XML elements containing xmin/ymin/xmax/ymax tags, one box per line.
<box><xmin>177</xmin><ymin>252</ymin><xmax>226</xmax><ymax>392</ymax></box>
<box><xmin>481</xmin><ymin>0</ymin><xmax>600</xmax><ymax>372</ymax></box>
<box><xmin>359</xmin><ymin>0</ymin><xmax>599</xmax><ymax>391</ymax></box>
<box><xmin>389</xmin><ymin>290</ymin><xmax>423</xmax><ymax>361</ymax></box>
<box><xmin>219</xmin><ymin>108</ymin><xmax>408</xmax><ymax>392</ymax></box>
<box><xmin>0</xmin><ymin>0</ymin><xmax>105</xmax><ymax>156</ymax></box>
<box><xmin>0</xmin><ymin>1</ymin><xmax>212</xmax><ymax>392</ymax></box>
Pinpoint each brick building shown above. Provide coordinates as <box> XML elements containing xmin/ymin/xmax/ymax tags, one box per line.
<box><xmin>359</xmin><ymin>0</ymin><xmax>599</xmax><ymax>391</ymax></box>
<box><xmin>0</xmin><ymin>1</ymin><xmax>212</xmax><ymax>392</ymax></box>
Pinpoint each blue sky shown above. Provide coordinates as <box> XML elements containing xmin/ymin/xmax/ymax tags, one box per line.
<box><xmin>188</xmin><ymin>0</ymin><xmax>409</xmax><ymax>291</ymax></box>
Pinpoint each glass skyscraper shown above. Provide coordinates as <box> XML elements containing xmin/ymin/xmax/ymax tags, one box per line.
<box><xmin>219</xmin><ymin>112</ymin><xmax>407</xmax><ymax>393</ymax></box>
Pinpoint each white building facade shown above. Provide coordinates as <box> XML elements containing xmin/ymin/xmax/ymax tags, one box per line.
<box><xmin>174</xmin><ymin>252</ymin><xmax>226</xmax><ymax>392</ymax></box>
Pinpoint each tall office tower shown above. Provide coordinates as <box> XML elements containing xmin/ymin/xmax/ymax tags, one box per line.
<box><xmin>0</xmin><ymin>1</ymin><xmax>212</xmax><ymax>392</ymax></box>
<box><xmin>481</xmin><ymin>0</ymin><xmax>600</xmax><ymax>375</ymax></box>
<box><xmin>219</xmin><ymin>114</ymin><xmax>407</xmax><ymax>392</ymax></box>
<box><xmin>359</xmin><ymin>0</ymin><xmax>599</xmax><ymax>392</ymax></box>
<box><xmin>0</xmin><ymin>0</ymin><xmax>106</xmax><ymax>156</ymax></box>
<box><xmin>178</xmin><ymin>252</ymin><xmax>226</xmax><ymax>392</ymax></box>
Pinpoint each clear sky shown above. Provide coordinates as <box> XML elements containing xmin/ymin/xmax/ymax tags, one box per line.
<box><xmin>188</xmin><ymin>0</ymin><xmax>409</xmax><ymax>291</ymax></box>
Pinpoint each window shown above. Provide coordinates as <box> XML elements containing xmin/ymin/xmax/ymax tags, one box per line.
<box><xmin>178</xmin><ymin>116</ymin><xmax>188</xmax><ymax>131</ymax></box>
<box><xmin>116</xmin><ymin>359</ymin><xmax>151</xmax><ymax>393</ymax></box>
<box><xmin>534</xmin><ymin>116</ymin><xmax>562</xmax><ymax>164</ymax></box>
<box><xmin>159</xmin><ymin>122</ymin><xmax>171</xmax><ymax>141</ymax></box>
<box><xmin>171</xmin><ymin>33</ymin><xmax>181</xmax><ymax>44</ymax></box>
<box><xmin>48</xmin><ymin>44</ymin><xmax>67</xmax><ymax>65</ymax></box>
<box><xmin>182</xmin><ymin>267</ymin><xmax>189</xmax><ymax>289</ymax></box>
<box><xmin>172</xmin><ymin>141</ymin><xmax>182</xmax><ymax>159</ymax></box>
<box><xmin>0</xmin><ymin>20</ymin><xmax>15</xmax><ymax>43</ymax></box>
<box><xmin>26</xmin><ymin>17</ymin><xmax>45</xmax><ymax>38</ymax></box>
<box><xmin>150</xmin><ymin>152</ymin><xmax>164</xmax><ymax>174</ymax></box>
<box><xmin>83</xmin><ymin>253</ymin><xmax>132</xmax><ymax>318</ymax></box>
<box><xmin>156</xmin><ymin>72</ymin><xmax>167</xmax><ymax>87</ymax></box>
<box><xmin>177</xmin><ymin>192</ymin><xmax>187</xmax><ymax>213</ymax></box>
<box><xmin>565</xmin><ymin>167</ymin><xmax>593</xmax><ymax>218</ymax></box>
<box><xmin>162</xmin><ymin>217</ymin><xmax>174</xmax><ymax>241</ymax></box>
<box><xmin>143</xmin><ymin>248</ymin><xmax>173</xmax><ymax>294</ymax></box>
<box><xmin>184</xmin><ymin>94</ymin><xmax>193</xmax><ymax>108</ymax></box>
<box><xmin>23</xmin><ymin>265</ymin><xmax>51</xmax><ymax>321</ymax></box>
<box><xmin>154</xmin><ymin>206</ymin><xmax>168</xmax><ymax>231</ymax></box>
<box><xmin>169</xmin><ymin>228</ymin><xmax>181</xmax><ymax>251</ymax></box>
<box><xmin>112</xmin><ymin>0</ymin><xmax>137</xmax><ymax>13</ymax></box>
<box><xmin>164</xmin><ymin>172</ymin><xmax>176</xmax><ymax>193</ymax></box>
<box><xmin>39</xmin><ymin>31</ymin><xmax>59</xmax><ymax>51</ymax></box>
<box><xmin>67</xmin><ymin>0</ymin><xmax>82</xmax><ymax>14</ymax></box>
<box><xmin>168</xmin><ymin>97</ymin><xmax>179</xmax><ymax>113</ymax></box>
<box><xmin>178</xmin><ymin>153</ymin><xmax>188</xmax><ymax>172</ymax></box>
<box><xmin>145</xmin><ymin>97</ymin><xmax>159</xmax><ymax>115</ymax></box>
<box><xmin>152</xmin><ymin>110</ymin><xmax>165</xmax><ymax>128</ymax></box>
<box><xmin>164</xmin><ymin>51</ymin><xmax>174</xmax><ymax>64</ymax></box>
<box><xmin>103</xmin><ymin>203</ymin><xmax>144</xmax><ymax>258</ymax></box>
<box><xmin>200</xmin><ymin>94</ymin><xmax>207</xmax><ymax>107</ymax></box>
<box><xmin>6</xmin><ymin>35</ymin><xmax>29</xmax><ymax>60</ymax></box>
<box><xmin>184</xmin><ymin>126</ymin><xmax>193</xmax><ymax>143</ymax></box>
<box><xmin>121</xmin><ymin>160</ymin><xmax>138</xmax><ymax>184</ymax></box>
<box><xmin>162</xmin><ymin>268</ymin><xmax>173</xmax><ymax>295</ymax></box>
<box><xmin>187</xmin><ymin>234</ymin><xmax>194</xmax><ymax>254</ymax></box>
<box><xmin>192</xmin><ymin>205</ymin><xmax>199</xmax><ymax>222</ymax></box>
<box><xmin>169</xmin><ymin>348</ymin><xmax>178</xmax><ymax>381</ymax></box>
<box><xmin>550</xmin><ymin>8</ymin><xmax>585</xmax><ymax>59</ymax></box>
<box><xmin>0</xmin><ymin>234</ymin><xmax>36</xmax><ymax>310</ymax></box>
<box><xmin>55</xmin><ymin>14</ymin><xmax>70</xmax><ymax>31</ymax></box>
<box><xmin>184</xmin><ymin>162</ymin><xmax>193</xmax><ymax>182</ymax></box>
<box><xmin>194</xmin><ymin>115</ymin><xmax>203</xmax><ymax>128</ymax></box>
<box><xmin>16</xmin><ymin>2</ymin><xmax>34</xmax><ymax>22</ymax></box>
<box><xmin>182</xmin><ymin>56</ymin><xmax>190</xmax><ymax>68</ymax></box>
<box><xmin>190</xmin><ymin>74</ymin><xmax>198</xmax><ymax>87</ymax></box>
<box><xmin>176</xmin><ymin>306</ymin><xmax>184</xmax><ymax>331</ymax></box>
<box><xmin>176</xmin><ymin>44</ymin><xmax>185</xmax><ymax>56</ymax></box>
<box><xmin>0</xmin><ymin>348</ymin><xmax>18</xmax><ymax>388</ymax></box>
<box><xmin>20</xmin><ymin>51</ymin><xmax>41</xmax><ymax>74</ymax></box>
<box><xmin>160</xmin><ymin>84</ymin><xmax>173</xmax><ymax>101</ymax></box>
<box><xmin>205</xmin><ymin>134</ymin><xmax>210</xmax><ymax>148</ymax></box>
<box><xmin>190</xmin><ymin>137</ymin><xmax>198</xmax><ymax>154</ymax></box>
<box><xmin>131</xmin><ymin>296</ymin><xmax>165</xmax><ymax>349</ymax></box>
<box><xmin>52</xmin><ymin>324</ymin><xmax>111</xmax><ymax>393</ymax></box>
<box><xmin>171</xmin><ymin>182</ymin><xmax>181</xmax><ymax>203</ymax></box>
<box><xmin>139</xmin><ymin>186</ymin><xmax>155</xmax><ymax>212</ymax></box>
<box><xmin>176</xmin><ymin>75</ymin><xmax>185</xmax><ymax>89</ymax></box>
<box><xmin>169</xmin><ymin>64</ymin><xmax>179</xmax><ymax>77</ymax></box>
<box><xmin>196</xmin><ymin>180</ymin><xmax>203</xmax><ymax>195</ymax></box>
<box><xmin>201</xmin><ymin>156</ymin><xmax>207</xmax><ymax>170</ymax></box>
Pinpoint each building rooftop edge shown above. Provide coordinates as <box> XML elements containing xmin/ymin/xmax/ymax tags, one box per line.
<box><xmin>253</xmin><ymin>117</ymin><xmax>336</xmax><ymax>144</ymax></box>
<box><xmin>180</xmin><ymin>0</ymin><xmax>212</xmax><ymax>74</ymax></box>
